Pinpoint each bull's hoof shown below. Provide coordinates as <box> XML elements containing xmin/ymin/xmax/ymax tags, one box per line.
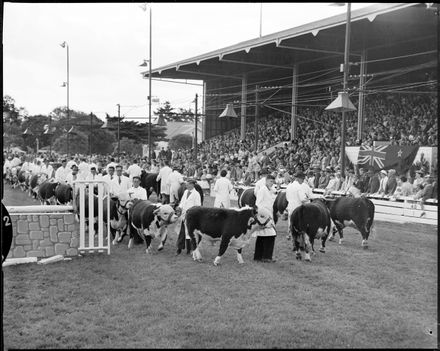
<box><xmin>196</xmin><ymin>258</ymin><xmax>203</xmax><ymax>263</ymax></box>
<box><xmin>286</xmin><ymin>235</ymin><xmax>291</xmax><ymax>241</ymax></box>
<box><xmin>158</xmin><ymin>246</ymin><xmax>164</xmax><ymax>251</ymax></box>
<box><xmin>116</xmin><ymin>237</ymin><xmax>123</xmax><ymax>243</ymax></box>
<box><xmin>339</xmin><ymin>239</ymin><xmax>344</xmax><ymax>245</ymax></box>
<box><xmin>328</xmin><ymin>236</ymin><xmax>335</xmax><ymax>242</ymax></box>
<box><xmin>319</xmin><ymin>247</ymin><xmax>325</xmax><ymax>253</ymax></box>
<box><xmin>295</xmin><ymin>253</ymin><xmax>302</xmax><ymax>260</ymax></box>
<box><xmin>145</xmin><ymin>248</ymin><xmax>152</xmax><ymax>254</ymax></box>
<box><xmin>213</xmin><ymin>261</ymin><xmax>219</xmax><ymax>266</ymax></box>
<box><xmin>304</xmin><ymin>254</ymin><xmax>311</xmax><ymax>262</ymax></box>
<box><xmin>112</xmin><ymin>239</ymin><xmax>118</xmax><ymax>245</ymax></box>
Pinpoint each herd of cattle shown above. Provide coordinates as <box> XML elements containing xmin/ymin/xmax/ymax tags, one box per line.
<box><xmin>5</xmin><ymin>167</ymin><xmax>375</xmax><ymax>265</ymax></box>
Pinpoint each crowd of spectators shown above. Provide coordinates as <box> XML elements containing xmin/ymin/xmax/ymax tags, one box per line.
<box><xmin>3</xmin><ymin>93</ymin><xmax>438</xmax><ymax>204</ymax></box>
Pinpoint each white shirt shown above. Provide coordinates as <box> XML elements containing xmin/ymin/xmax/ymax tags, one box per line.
<box><xmin>85</xmin><ymin>172</ymin><xmax>102</xmax><ymax>181</ymax></box>
<box><xmin>111</xmin><ymin>174</ymin><xmax>131</xmax><ymax>195</ymax></box>
<box><xmin>78</xmin><ymin>161</ymin><xmax>90</xmax><ymax>178</ymax></box>
<box><xmin>40</xmin><ymin>164</ymin><xmax>54</xmax><ymax>178</ymax></box>
<box><xmin>179</xmin><ymin>188</ymin><xmax>202</xmax><ymax>216</ymax></box>
<box><xmin>254</xmin><ymin>177</ymin><xmax>267</xmax><ymax>196</ymax></box>
<box><xmin>213</xmin><ymin>176</ymin><xmax>233</xmax><ymax>208</ymax></box>
<box><xmin>167</xmin><ymin>170</ymin><xmax>184</xmax><ymax>191</ymax></box>
<box><xmin>21</xmin><ymin>161</ymin><xmax>32</xmax><ymax>173</ymax></box>
<box><xmin>66</xmin><ymin>160</ymin><xmax>77</xmax><ymax>170</ymax></box>
<box><xmin>157</xmin><ymin>166</ymin><xmax>172</xmax><ymax>195</ymax></box>
<box><xmin>11</xmin><ymin>157</ymin><xmax>21</xmax><ymax>167</ymax></box>
<box><xmin>127</xmin><ymin>163</ymin><xmax>143</xmax><ymax>180</ymax></box>
<box><xmin>102</xmin><ymin>173</ymin><xmax>117</xmax><ymax>195</ymax></box>
<box><xmin>127</xmin><ymin>185</ymin><xmax>148</xmax><ymax>200</ymax></box>
<box><xmin>66</xmin><ymin>172</ymin><xmax>81</xmax><ymax>187</ymax></box>
<box><xmin>256</xmin><ymin>184</ymin><xmax>276</xmax><ymax>216</ymax></box>
<box><xmin>285</xmin><ymin>180</ymin><xmax>313</xmax><ymax>215</ymax></box>
<box><xmin>106</xmin><ymin>162</ymin><xmax>118</xmax><ymax>173</ymax></box>
<box><xmin>30</xmin><ymin>163</ymin><xmax>42</xmax><ymax>174</ymax></box>
<box><xmin>55</xmin><ymin>165</ymin><xmax>70</xmax><ymax>183</ymax></box>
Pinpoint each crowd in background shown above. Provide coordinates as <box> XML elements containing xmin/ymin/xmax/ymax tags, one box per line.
<box><xmin>3</xmin><ymin>93</ymin><xmax>438</xmax><ymax>203</ymax></box>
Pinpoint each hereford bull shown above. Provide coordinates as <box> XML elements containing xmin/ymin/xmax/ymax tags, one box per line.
<box><xmin>74</xmin><ymin>190</ymin><xmax>131</xmax><ymax>244</ymax></box>
<box><xmin>237</xmin><ymin>187</ymin><xmax>256</xmax><ymax>208</ymax></box>
<box><xmin>289</xmin><ymin>199</ymin><xmax>331</xmax><ymax>261</ymax></box>
<box><xmin>323</xmin><ymin>196</ymin><xmax>375</xmax><ymax>248</ymax></box>
<box><xmin>29</xmin><ymin>173</ymin><xmax>48</xmax><ymax>199</ymax></box>
<box><xmin>184</xmin><ymin>206</ymin><xmax>262</xmax><ymax>266</ymax></box>
<box><xmin>17</xmin><ymin>169</ymin><xmax>30</xmax><ymax>191</ymax></box>
<box><xmin>140</xmin><ymin>171</ymin><xmax>161</xmax><ymax>199</ymax></box>
<box><xmin>273</xmin><ymin>191</ymin><xmax>288</xmax><ymax>224</ymax></box>
<box><xmin>38</xmin><ymin>181</ymin><xmax>60</xmax><ymax>205</ymax></box>
<box><xmin>55</xmin><ymin>183</ymin><xmax>73</xmax><ymax>205</ymax></box>
<box><xmin>126</xmin><ymin>200</ymin><xmax>178</xmax><ymax>253</ymax></box>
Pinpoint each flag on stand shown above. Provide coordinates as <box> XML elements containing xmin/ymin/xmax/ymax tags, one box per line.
<box><xmin>357</xmin><ymin>145</ymin><xmax>419</xmax><ymax>173</ymax></box>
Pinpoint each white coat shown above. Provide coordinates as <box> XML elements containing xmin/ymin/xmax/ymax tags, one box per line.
<box><xmin>157</xmin><ymin>166</ymin><xmax>172</xmax><ymax>195</ymax></box>
<box><xmin>213</xmin><ymin>176</ymin><xmax>233</xmax><ymax>208</ymax></box>
<box><xmin>285</xmin><ymin>180</ymin><xmax>313</xmax><ymax>216</ymax></box>
<box><xmin>178</xmin><ymin>188</ymin><xmax>202</xmax><ymax>239</ymax></box>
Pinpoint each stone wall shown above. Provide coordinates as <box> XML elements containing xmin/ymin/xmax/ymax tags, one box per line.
<box><xmin>8</xmin><ymin>213</ymin><xmax>80</xmax><ymax>259</ymax></box>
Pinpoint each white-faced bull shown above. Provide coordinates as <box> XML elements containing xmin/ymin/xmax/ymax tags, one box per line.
<box><xmin>322</xmin><ymin>196</ymin><xmax>375</xmax><ymax>248</ymax></box>
<box><xmin>289</xmin><ymin>199</ymin><xmax>332</xmax><ymax>262</ymax></box>
<box><xmin>184</xmin><ymin>206</ymin><xmax>260</xmax><ymax>266</ymax></box>
<box><xmin>127</xmin><ymin>200</ymin><xmax>178</xmax><ymax>254</ymax></box>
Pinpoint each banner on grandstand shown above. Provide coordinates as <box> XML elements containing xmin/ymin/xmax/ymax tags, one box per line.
<box><xmin>346</xmin><ymin>145</ymin><xmax>419</xmax><ymax>173</ymax></box>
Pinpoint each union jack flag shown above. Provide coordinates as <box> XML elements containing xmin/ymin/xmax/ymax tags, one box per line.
<box><xmin>358</xmin><ymin>145</ymin><xmax>388</xmax><ymax>169</ymax></box>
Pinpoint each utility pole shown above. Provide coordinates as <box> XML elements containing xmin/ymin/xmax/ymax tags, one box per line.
<box><xmin>194</xmin><ymin>93</ymin><xmax>198</xmax><ymax>161</ymax></box>
<box><xmin>254</xmin><ymin>85</ymin><xmax>259</xmax><ymax>152</ymax></box>
<box><xmin>89</xmin><ymin>113</ymin><xmax>93</xmax><ymax>156</ymax></box>
<box><xmin>117</xmin><ymin>104</ymin><xmax>121</xmax><ymax>162</ymax></box>
<box><xmin>340</xmin><ymin>2</ymin><xmax>351</xmax><ymax>179</ymax></box>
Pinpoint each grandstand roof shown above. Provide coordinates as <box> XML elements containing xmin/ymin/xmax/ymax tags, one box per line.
<box><xmin>142</xmin><ymin>3</ymin><xmax>437</xmax><ymax>84</ymax></box>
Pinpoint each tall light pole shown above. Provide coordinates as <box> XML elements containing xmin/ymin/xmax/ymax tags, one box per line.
<box><xmin>60</xmin><ymin>41</ymin><xmax>70</xmax><ymax>157</ymax></box>
<box><xmin>117</xmin><ymin>104</ymin><xmax>121</xmax><ymax>162</ymax></box>
<box><xmin>325</xmin><ymin>3</ymin><xmax>356</xmax><ymax>179</ymax></box>
<box><xmin>148</xmin><ymin>5</ymin><xmax>152</xmax><ymax>162</ymax></box>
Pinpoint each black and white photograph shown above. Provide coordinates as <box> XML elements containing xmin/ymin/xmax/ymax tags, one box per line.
<box><xmin>2</xmin><ymin>2</ymin><xmax>438</xmax><ymax>349</ymax></box>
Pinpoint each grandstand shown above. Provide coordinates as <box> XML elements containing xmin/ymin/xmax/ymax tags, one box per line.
<box><xmin>142</xmin><ymin>3</ymin><xmax>437</xmax><ymax>167</ymax></box>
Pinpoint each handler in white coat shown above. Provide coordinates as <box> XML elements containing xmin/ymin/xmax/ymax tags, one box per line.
<box><xmin>285</xmin><ymin>171</ymin><xmax>313</xmax><ymax>217</ymax></box>
<box><xmin>175</xmin><ymin>178</ymin><xmax>201</xmax><ymax>255</ymax></box>
<box><xmin>167</xmin><ymin>166</ymin><xmax>184</xmax><ymax>206</ymax></box>
<box><xmin>253</xmin><ymin>174</ymin><xmax>277</xmax><ymax>262</ymax></box>
<box><xmin>156</xmin><ymin>160</ymin><xmax>172</xmax><ymax>204</ymax></box>
<box><xmin>213</xmin><ymin>169</ymin><xmax>233</xmax><ymax>208</ymax></box>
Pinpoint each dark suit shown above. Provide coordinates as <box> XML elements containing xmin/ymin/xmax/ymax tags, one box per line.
<box><xmin>368</xmin><ymin>174</ymin><xmax>380</xmax><ymax>194</ymax></box>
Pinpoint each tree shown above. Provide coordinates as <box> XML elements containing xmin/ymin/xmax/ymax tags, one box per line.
<box><xmin>175</xmin><ymin>107</ymin><xmax>195</xmax><ymax>122</ymax></box>
<box><xmin>168</xmin><ymin>133</ymin><xmax>193</xmax><ymax>150</ymax></box>
<box><xmin>117</xmin><ymin>137</ymin><xmax>143</xmax><ymax>156</ymax></box>
<box><xmin>154</xmin><ymin>101</ymin><xmax>174</xmax><ymax>122</ymax></box>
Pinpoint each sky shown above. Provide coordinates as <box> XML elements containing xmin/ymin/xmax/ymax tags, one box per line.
<box><xmin>3</xmin><ymin>2</ymin><xmax>373</xmax><ymax>122</ymax></box>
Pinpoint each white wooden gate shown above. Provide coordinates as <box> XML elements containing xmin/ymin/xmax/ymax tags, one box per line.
<box><xmin>73</xmin><ymin>180</ymin><xmax>111</xmax><ymax>254</ymax></box>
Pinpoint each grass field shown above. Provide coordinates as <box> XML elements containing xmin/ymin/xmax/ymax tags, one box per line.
<box><xmin>2</xmin><ymin>182</ymin><xmax>438</xmax><ymax>349</ymax></box>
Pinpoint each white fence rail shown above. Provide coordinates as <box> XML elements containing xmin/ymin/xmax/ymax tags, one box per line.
<box><xmin>73</xmin><ymin>180</ymin><xmax>111</xmax><ymax>255</ymax></box>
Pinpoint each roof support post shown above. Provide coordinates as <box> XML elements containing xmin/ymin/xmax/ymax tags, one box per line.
<box><xmin>357</xmin><ymin>48</ymin><xmax>367</xmax><ymax>142</ymax></box>
<box><xmin>240</xmin><ymin>74</ymin><xmax>247</xmax><ymax>141</ymax></box>
<box><xmin>290</xmin><ymin>64</ymin><xmax>298</xmax><ymax>142</ymax></box>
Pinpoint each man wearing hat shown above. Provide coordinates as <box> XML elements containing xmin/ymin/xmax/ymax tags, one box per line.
<box><xmin>176</xmin><ymin>178</ymin><xmax>201</xmax><ymax>255</ymax></box>
<box><xmin>127</xmin><ymin>175</ymin><xmax>148</xmax><ymax>200</ymax></box>
<box><xmin>285</xmin><ymin>170</ymin><xmax>313</xmax><ymax>218</ymax></box>
<box><xmin>213</xmin><ymin>169</ymin><xmax>234</xmax><ymax>209</ymax></box>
